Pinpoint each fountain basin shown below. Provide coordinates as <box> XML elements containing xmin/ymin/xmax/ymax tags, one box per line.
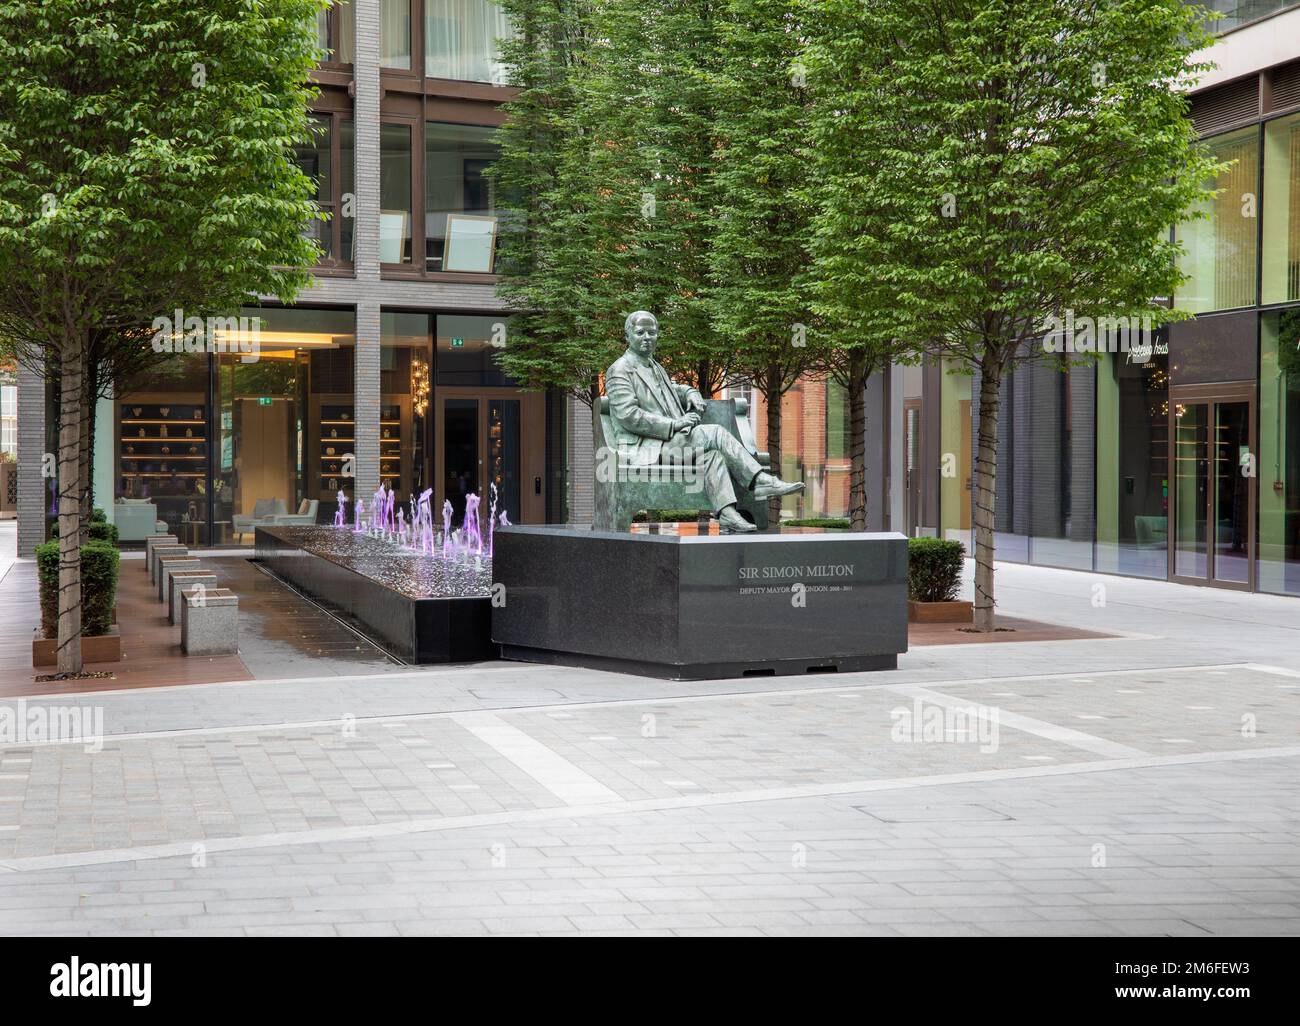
<box><xmin>255</xmin><ymin>526</ymin><xmax>494</xmax><ymax>663</ymax></box>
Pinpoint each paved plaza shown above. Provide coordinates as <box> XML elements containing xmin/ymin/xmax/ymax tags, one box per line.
<box><xmin>1</xmin><ymin>528</ymin><xmax>1299</xmax><ymax>935</ymax></box>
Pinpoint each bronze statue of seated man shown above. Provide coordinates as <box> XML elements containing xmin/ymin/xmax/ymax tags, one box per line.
<box><xmin>604</xmin><ymin>310</ymin><xmax>804</xmax><ymax>533</ymax></box>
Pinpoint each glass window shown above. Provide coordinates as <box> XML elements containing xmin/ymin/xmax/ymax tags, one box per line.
<box><xmin>215</xmin><ymin>307</ymin><xmax>356</xmax><ymax>545</ymax></box>
<box><xmin>381</xmin><ymin>312</ymin><xmax>435</xmax><ymax>502</ymax></box>
<box><xmin>1176</xmin><ymin>127</ymin><xmax>1260</xmax><ymax>314</ymax></box>
<box><xmin>1028</xmin><ymin>361</ymin><xmax>1095</xmax><ymax>572</ymax></box>
<box><xmin>1258</xmin><ymin>308</ymin><xmax>1300</xmax><ymax>594</ymax></box>
<box><xmin>425</xmin><ymin>0</ymin><xmax>513</xmax><ymax>84</ymax></box>
<box><xmin>293</xmin><ymin>115</ymin><xmax>353</xmax><ymax>265</ymax></box>
<box><xmin>1</xmin><ymin>382</ymin><xmax>17</xmax><ymax>456</ymax></box>
<box><xmin>1095</xmin><ymin>349</ymin><xmax>1170</xmax><ymax>578</ymax></box>
<box><xmin>115</xmin><ymin>355</ymin><xmax>211</xmax><ymax>545</ymax></box>
<box><xmin>380</xmin><ymin>0</ymin><xmax>412</xmax><ymax>70</ymax></box>
<box><xmin>381</xmin><ymin>123</ymin><xmax>413</xmax><ymax>263</ymax></box>
<box><xmin>317</xmin><ymin>2</ymin><xmax>355</xmax><ymax>63</ymax></box>
<box><xmin>436</xmin><ymin>314</ymin><xmax>514</xmax><ymax>386</ymax></box>
<box><xmin>425</xmin><ymin>122</ymin><xmax>501</xmax><ymax>272</ymax></box>
<box><xmin>340</xmin><ymin>118</ymin><xmax>355</xmax><ymax>261</ymax></box>
<box><xmin>1263</xmin><ymin>111</ymin><xmax>1300</xmax><ymax>306</ymax></box>
<box><xmin>294</xmin><ymin>117</ymin><xmax>333</xmax><ymax>260</ymax></box>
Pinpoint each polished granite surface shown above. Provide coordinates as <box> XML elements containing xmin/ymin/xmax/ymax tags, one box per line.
<box><xmin>257</xmin><ymin>526</ymin><xmax>492</xmax><ymax>600</ymax></box>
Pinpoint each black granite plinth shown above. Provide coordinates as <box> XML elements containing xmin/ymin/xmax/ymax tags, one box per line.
<box><xmin>492</xmin><ymin>527</ymin><xmax>908</xmax><ymax>680</ymax></box>
<box><xmin>255</xmin><ymin>526</ymin><xmax>493</xmax><ymax>663</ymax></box>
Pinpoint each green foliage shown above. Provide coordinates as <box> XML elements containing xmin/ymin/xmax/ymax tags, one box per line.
<box><xmin>802</xmin><ymin>0</ymin><xmax>1221</xmax><ymax>623</ymax></box>
<box><xmin>784</xmin><ymin>517</ymin><xmax>850</xmax><ymax>529</ymax></box>
<box><xmin>36</xmin><ymin>540</ymin><xmax>120</xmax><ymax>639</ymax></box>
<box><xmin>632</xmin><ymin>508</ymin><xmax>711</xmax><ymax>523</ymax></box>
<box><xmin>801</xmin><ymin>0</ymin><xmax>1219</xmax><ymax>371</ymax></box>
<box><xmin>90</xmin><ymin>507</ymin><xmax>106</xmax><ymax>524</ymax></box>
<box><xmin>492</xmin><ymin>0</ymin><xmax>825</xmax><ymax>400</ymax></box>
<box><xmin>1278</xmin><ymin>309</ymin><xmax>1300</xmax><ymax>379</ymax></box>
<box><xmin>0</xmin><ymin>0</ymin><xmax>323</xmax><ymax>355</ymax></box>
<box><xmin>87</xmin><ymin>520</ymin><xmax>120</xmax><ymax>546</ymax></box>
<box><xmin>0</xmin><ymin>0</ymin><xmax>323</xmax><ymax>669</ymax></box>
<box><xmin>907</xmin><ymin>538</ymin><xmax>965</xmax><ymax>603</ymax></box>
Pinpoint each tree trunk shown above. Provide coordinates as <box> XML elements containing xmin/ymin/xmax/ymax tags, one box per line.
<box><xmin>696</xmin><ymin>360</ymin><xmax>713</xmax><ymax>400</ymax></box>
<box><xmin>56</xmin><ymin>335</ymin><xmax>85</xmax><ymax>674</ymax></box>
<box><xmin>848</xmin><ymin>353</ymin><xmax>868</xmax><ymax>531</ymax></box>
<box><xmin>972</xmin><ymin>353</ymin><xmax>1004</xmax><ymax>632</ymax></box>
<box><xmin>763</xmin><ymin>365</ymin><xmax>782</xmax><ymax>526</ymax></box>
<box><xmin>78</xmin><ymin>362</ymin><xmax>97</xmax><ymax>543</ymax></box>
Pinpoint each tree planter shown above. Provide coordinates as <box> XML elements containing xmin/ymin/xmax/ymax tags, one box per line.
<box><xmin>33</xmin><ymin>627</ymin><xmax>121</xmax><ymax>667</ymax></box>
<box><xmin>908</xmin><ymin>599</ymin><xmax>973</xmax><ymax>624</ymax></box>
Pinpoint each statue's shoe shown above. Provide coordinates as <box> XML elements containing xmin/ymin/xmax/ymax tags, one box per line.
<box><xmin>752</xmin><ymin>475</ymin><xmax>805</xmax><ymax>500</ymax></box>
<box><xmin>718</xmin><ymin>507</ymin><xmax>758</xmax><ymax>534</ymax></box>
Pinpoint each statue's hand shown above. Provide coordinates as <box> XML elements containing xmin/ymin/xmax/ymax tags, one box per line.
<box><xmin>687</xmin><ymin>395</ymin><xmax>707</xmax><ymax>413</ymax></box>
<box><xmin>672</xmin><ymin>413</ymin><xmax>701</xmax><ymax>433</ymax></box>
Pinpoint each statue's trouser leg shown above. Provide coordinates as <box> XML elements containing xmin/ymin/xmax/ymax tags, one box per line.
<box><xmin>663</xmin><ymin>425</ymin><xmax>762</xmax><ymax>513</ymax></box>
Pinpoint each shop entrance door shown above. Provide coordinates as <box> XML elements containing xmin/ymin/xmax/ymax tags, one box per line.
<box><xmin>435</xmin><ymin>388</ymin><xmax>546</xmax><ymax>526</ymax></box>
<box><xmin>1169</xmin><ymin>385</ymin><xmax>1255</xmax><ymax>590</ymax></box>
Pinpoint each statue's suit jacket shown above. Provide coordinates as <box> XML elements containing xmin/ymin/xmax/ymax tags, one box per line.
<box><xmin>604</xmin><ymin>351</ymin><xmax>704</xmax><ymax>466</ymax></box>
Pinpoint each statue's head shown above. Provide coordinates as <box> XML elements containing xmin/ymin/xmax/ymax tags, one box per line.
<box><xmin>624</xmin><ymin>310</ymin><xmax>659</xmax><ymax>358</ymax></box>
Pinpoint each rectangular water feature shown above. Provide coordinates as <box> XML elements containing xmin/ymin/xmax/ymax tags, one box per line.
<box><xmin>255</xmin><ymin>526</ymin><xmax>494</xmax><ymax>663</ymax></box>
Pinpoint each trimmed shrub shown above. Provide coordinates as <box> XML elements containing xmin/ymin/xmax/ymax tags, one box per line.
<box><xmin>907</xmin><ymin>537</ymin><xmax>965</xmax><ymax>603</ymax></box>
<box><xmin>90</xmin><ymin>507</ymin><xmax>107</xmax><ymax>523</ymax></box>
<box><xmin>87</xmin><ymin>520</ymin><xmax>120</xmax><ymax>545</ymax></box>
<box><xmin>36</xmin><ymin>540</ymin><xmax>121</xmax><ymax>640</ymax></box>
<box><xmin>784</xmin><ymin>517</ymin><xmax>850</xmax><ymax>529</ymax></box>
<box><xmin>632</xmin><ymin>508</ymin><xmax>709</xmax><ymax>523</ymax></box>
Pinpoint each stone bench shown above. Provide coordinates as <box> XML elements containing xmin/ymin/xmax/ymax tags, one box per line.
<box><xmin>168</xmin><ymin>570</ymin><xmax>218</xmax><ymax>625</ymax></box>
<box><xmin>593</xmin><ymin>396</ymin><xmax>770</xmax><ymax>533</ymax></box>
<box><xmin>158</xmin><ymin>556</ymin><xmax>202</xmax><ymax>603</ymax></box>
<box><xmin>145</xmin><ymin>536</ymin><xmax>179</xmax><ymax>577</ymax></box>
<box><xmin>181</xmin><ymin>587</ymin><xmax>238</xmax><ymax>656</ymax></box>
<box><xmin>153</xmin><ymin>551</ymin><xmax>193</xmax><ymax>591</ymax></box>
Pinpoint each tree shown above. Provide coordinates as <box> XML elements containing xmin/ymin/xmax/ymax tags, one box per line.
<box><xmin>494</xmin><ymin>0</ymin><xmax>738</xmax><ymax>402</ymax></box>
<box><xmin>0</xmin><ymin>0</ymin><xmax>323</xmax><ymax>672</ymax></box>
<box><xmin>804</xmin><ymin>0</ymin><xmax>1221</xmax><ymax>627</ymax></box>
<box><xmin>708</xmin><ymin>0</ymin><xmax>827</xmax><ymax>522</ymax></box>
<box><xmin>493</xmin><ymin>0</ymin><xmax>609</xmax><ymax>405</ymax></box>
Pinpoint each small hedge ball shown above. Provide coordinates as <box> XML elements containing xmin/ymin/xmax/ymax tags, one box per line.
<box><xmin>906</xmin><ymin>537</ymin><xmax>965</xmax><ymax>603</ymax></box>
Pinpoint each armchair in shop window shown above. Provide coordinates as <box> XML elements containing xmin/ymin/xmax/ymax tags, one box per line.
<box><xmin>232</xmin><ymin>498</ymin><xmax>288</xmax><ymax>541</ymax></box>
<box><xmin>1134</xmin><ymin>515</ymin><xmax>1168</xmax><ymax>550</ymax></box>
<box><xmin>266</xmin><ymin>499</ymin><xmax>320</xmax><ymax>527</ymax></box>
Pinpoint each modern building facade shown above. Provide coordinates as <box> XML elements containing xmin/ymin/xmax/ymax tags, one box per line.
<box><xmin>19</xmin><ymin>0</ymin><xmax>1294</xmax><ymax>602</ymax></box>
<box><xmin>907</xmin><ymin>1</ymin><xmax>1300</xmax><ymax>596</ymax></box>
<box><xmin>17</xmin><ymin>0</ymin><xmax>579</xmax><ymax>553</ymax></box>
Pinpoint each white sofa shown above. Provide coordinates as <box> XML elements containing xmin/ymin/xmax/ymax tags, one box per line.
<box><xmin>231</xmin><ymin>498</ymin><xmax>287</xmax><ymax>541</ymax></box>
<box><xmin>114</xmin><ymin>499</ymin><xmax>165</xmax><ymax>542</ymax></box>
<box><xmin>267</xmin><ymin>499</ymin><xmax>319</xmax><ymax>527</ymax></box>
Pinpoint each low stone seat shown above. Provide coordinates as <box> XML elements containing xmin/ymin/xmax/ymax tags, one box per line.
<box><xmin>168</xmin><ymin>570</ymin><xmax>218</xmax><ymax>625</ymax></box>
<box><xmin>159</xmin><ymin>557</ymin><xmax>202</xmax><ymax>603</ymax></box>
<box><xmin>593</xmin><ymin>396</ymin><xmax>770</xmax><ymax>533</ymax></box>
<box><xmin>145</xmin><ymin>536</ymin><xmax>179</xmax><ymax>576</ymax></box>
<box><xmin>181</xmin><ymin>587</ymin><xmax>238</xmax><ymax>656</ymax></box>
<box><xmin>152</xmin><ymin>549</ymin><xmax>191</xmax><ymax>589</ymax></box>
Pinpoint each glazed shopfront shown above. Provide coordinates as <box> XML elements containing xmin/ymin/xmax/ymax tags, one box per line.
<box><xmin>98</xmin><ymin>305</ymin><xmax>550</xmax><ymax>546</ymax></box>
<box><xmin>912</xmin><ymin>84</ymin><xmax>1300</xmax><ymax>598</ymax></box>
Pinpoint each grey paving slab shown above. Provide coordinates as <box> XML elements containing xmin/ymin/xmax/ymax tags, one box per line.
<box><xmin>1</xmin><ymin>558</ymin><xmax>1299</xmax><ymax>935</ymax></box>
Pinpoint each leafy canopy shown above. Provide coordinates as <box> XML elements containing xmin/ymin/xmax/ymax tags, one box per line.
<box><xmin>0</xmin><ymin>0</ymin><xmax>325</xmax><ymax>355</ymax></box>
